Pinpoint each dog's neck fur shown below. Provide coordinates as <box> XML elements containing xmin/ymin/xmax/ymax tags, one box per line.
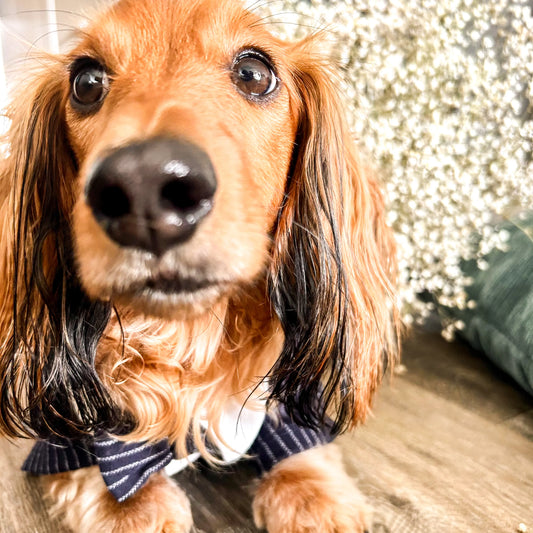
<box><xmin>96</xmin><ymin>280</ymin><xmax>283</xmax><ymax>456</ymax></box>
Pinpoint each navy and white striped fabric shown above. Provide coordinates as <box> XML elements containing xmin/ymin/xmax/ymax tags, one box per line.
<box><xmin>250</xmin><ymin>405</ymin><xmax>334</xmax><ymax>473</ymax></box>
<box><xmin>23</xmin><ymin>408</ymin><xmax>333</xmax><ymax>502</ymax></box>
<box><xmin>95</xmin><ymin>437</ymin><xmax>175</xmax><ymax>500</ymax></box>
<box><xmin>22</xmin><ymin>435</ymin><xmax>177</xmax><ymax>502</ymax></box>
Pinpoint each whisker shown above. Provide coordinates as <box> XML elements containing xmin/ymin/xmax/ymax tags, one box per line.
<box><xmin>24</xmin><ymin>28</ymin><xmax>79</xmax><ymax>65</ymax></box>
<box><xmin>0</xmin><ymin>28</ymin><xmax>81</xmax><ymax>74</ymax></box>
<box><xmin>248</xmin><ymin>20</ymin><xmax>333</xmax><ymax>34</ymax></box>
<box><xmin>208</xmin><ymin>307</ymin><xmax>229</xmax><ymax>338</ymax></box>
<box><xmin>11</xmin><ymin>9</ymin><xmax>93</xmax><ymax>24</ymax></box>
<box><xmin>246</xmin><ymin>5</ymin><xmax>339</xmax><ymax>38</ymax></box>
<box><xmin>246</xmin><ymin>0</ymin><xmax>286</xmax><ymax>14</ymax></box>
<box><xmin>250</xmin><ymin>11</ymin><xmax>301</xmax><ymax>23</ymax></box>
<box><xmin>31</xmin><ymin>26</ymin><xmax>80</xmax><ymax>48</ymax></box>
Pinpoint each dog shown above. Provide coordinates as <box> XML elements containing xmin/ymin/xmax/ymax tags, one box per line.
<box><xmin>0</xmin><ymin>0</ymin><xmax>399</xmax><ymax>531</ymax></box>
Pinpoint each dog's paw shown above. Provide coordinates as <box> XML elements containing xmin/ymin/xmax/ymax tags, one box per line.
<box><xmin>141</xmin><ymin>474</ymin><xmax>193</xmax><ymax>533</ymax></box>
<box><xmin>252</xmin><ymin>444</ymin><xmax>369</xmax><ymax>533</ymax></box>
<box><xmin>44</xmin><ymin>467</ymin><xmax>193</xmax><ymax>533</ymax></box>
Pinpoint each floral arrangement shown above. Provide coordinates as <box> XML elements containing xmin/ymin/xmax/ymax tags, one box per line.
<box><xmin>253</xmin><ymin>0</ymin><xmax>533</xmax><ymax>334</ymax></box>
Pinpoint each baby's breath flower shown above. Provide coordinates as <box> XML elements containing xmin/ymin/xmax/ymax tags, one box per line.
<box><xmin>253</xmin><ymin>0</ymin><xmax>532</xmax><ymax>329</ymax></box>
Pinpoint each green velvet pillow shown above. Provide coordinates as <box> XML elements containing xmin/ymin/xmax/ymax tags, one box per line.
<box><xmin>451</xmin><ymin>216</ymin><xmax>533</xmax><ymax>396</ymax></box>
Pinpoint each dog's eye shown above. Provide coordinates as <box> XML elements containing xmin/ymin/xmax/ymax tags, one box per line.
<box><xmin>70</xmin><ymin>61</ymin><xmax>109</xmax><ymax>112</ymax></box>
<box><xmin>232</xmin><ymin>52</ymin><xmax>278</xmax><ymax>100</ymax></box>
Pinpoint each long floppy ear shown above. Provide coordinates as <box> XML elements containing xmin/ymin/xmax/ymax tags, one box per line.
<box><xmin>268</xmin><ymin>46</ymin><xmax>399</xmax><ymax>434</ymax></box>
<box><xmin>0</xmin><ymin>61</ymin><xmax>121</xmax><ymax>438</ymax></box>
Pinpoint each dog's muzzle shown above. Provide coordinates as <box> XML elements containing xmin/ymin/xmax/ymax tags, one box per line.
<box><xmin>85</xmin><ymin>137</ymin><xmax>217</xmax><ymax>256</ymax></box>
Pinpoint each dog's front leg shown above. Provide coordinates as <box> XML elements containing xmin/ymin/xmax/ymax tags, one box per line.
<box><xmin>42</xmin><ymin>466</ymin><xmax>193</xmax><ymax>533</ymax></box>
<box><xmin>253</xmin><ymin>443</ymin><xmax>369</xmax><ymax>533</ymax></box>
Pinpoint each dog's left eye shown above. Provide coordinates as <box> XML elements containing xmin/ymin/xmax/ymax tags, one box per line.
<box><xmin>70</xmin><ymin>60</ymin><xmax>110</xmax><ymax>112</ymax></box>
<box><xmin>232</xmin><ymin>52</ymin><xmax>278</xmax><ymax>100</ymax></box>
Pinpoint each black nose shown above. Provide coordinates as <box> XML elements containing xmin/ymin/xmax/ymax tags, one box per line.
<box><xmin>86</xmin><ymin>137</ymin><xmax>217</xmax><ymax>256</ymax></box>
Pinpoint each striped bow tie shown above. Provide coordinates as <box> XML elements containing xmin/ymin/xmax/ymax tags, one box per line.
<box><xmin>22</xmin><ymin>406</ymin><xmax>333</xmax><ymax>502</ymax></box>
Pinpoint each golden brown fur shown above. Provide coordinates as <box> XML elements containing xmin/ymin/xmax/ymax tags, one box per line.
<box><xmin>253</xmin><ymin>444</ymin><xmax>369</xmax><ymax>533</ymax></box>
<box><xmin>0</xmin><ymin>0</ymin><xmax>399</xmax><ymax>531</ymax></box>
<box><xmin>46</xmin><ymin>467</ymin><xmax>193</xmax><ymax>533</ymax></box>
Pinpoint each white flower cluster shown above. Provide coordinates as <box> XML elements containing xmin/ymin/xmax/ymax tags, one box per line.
<box><xmin>253</xmin><ymin>0</ymin><xmax>533</xmax><ymax>332</ymax></box>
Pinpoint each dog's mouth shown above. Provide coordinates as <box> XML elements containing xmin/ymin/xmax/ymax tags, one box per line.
<box><xmin>109</xmin><ymin>270</ymin><xmax>232</xmax><ymax>316</ymax></box>
<box><xmin>142</xmin><ymin>275</ymin><xmax>218</xmax><ymax>295</ymax></box>
<box><xmin>124</xmin><ymin>272</ymin><xmax>231</xmax><ymax>299</ymax></box>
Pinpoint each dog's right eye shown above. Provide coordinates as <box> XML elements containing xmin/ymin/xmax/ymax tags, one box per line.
<box><xmin>70</xmin><ymin>60</ymin><xmax>110</xmax><ymax>113</ymax></box>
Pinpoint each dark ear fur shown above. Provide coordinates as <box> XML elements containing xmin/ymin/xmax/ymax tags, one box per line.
<box><xmin>0</xmin><ymin>62</ymin><xmax>121</xmax><ymax>438</ymax></box>
<box><xmin>268</xmin><ymin>47</ymin><xmax>398</xmax><ymax>434</ymax></box>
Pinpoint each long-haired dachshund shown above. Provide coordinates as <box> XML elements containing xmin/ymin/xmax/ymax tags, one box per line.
<box><xmin>0</xmin><ymin>0</ymin><xmax>399</xmax><ymax>531</ymax></box>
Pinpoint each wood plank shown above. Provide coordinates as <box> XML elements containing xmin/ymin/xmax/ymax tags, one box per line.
<box><xmin>176</xmin><ymin>462</ymin><xmax>258</xmax><ymax>533</ymax></box>
<box><xmin>341</xmin><ymin>378</ymin><xmax>533</xmax><ymax>532</ymax></box>
<box><xmin>0</xmin><ymin>439</ymin><xmax>67</xmax><ymax>533</ymax></box>
<box><xmin>400</xmin><ymin>330</ymin><xmax>533</xmax><ymax>425</ymax></box>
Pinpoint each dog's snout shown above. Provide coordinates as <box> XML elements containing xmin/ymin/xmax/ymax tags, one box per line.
<box><xmin>86</xmin><ymin>137</ymin><xmax>217</xmax><ymax>256</ymax></box>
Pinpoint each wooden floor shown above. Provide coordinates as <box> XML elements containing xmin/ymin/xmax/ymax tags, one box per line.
<box><xmin>1</xmin><ymin>329</ymin><xmax>532</xmax><ymax>532</ymax></box>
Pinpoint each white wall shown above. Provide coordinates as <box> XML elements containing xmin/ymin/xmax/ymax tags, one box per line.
<box><xmin>0</xmin><ymin>0</ymin><xmax>100</xmax><ymax>111</ymax></box>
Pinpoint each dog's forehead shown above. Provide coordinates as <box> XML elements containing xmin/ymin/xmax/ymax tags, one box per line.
<box><xmin>77</xmin><ymin>0</ymin><xmax>283</xmax><ymax>74</ymax></box>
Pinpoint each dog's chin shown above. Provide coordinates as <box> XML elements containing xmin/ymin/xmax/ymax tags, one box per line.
<box><xmin>103</xmin><ymin>277</ymin><xmax>231</xmax><ymax>319</ymax></box>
